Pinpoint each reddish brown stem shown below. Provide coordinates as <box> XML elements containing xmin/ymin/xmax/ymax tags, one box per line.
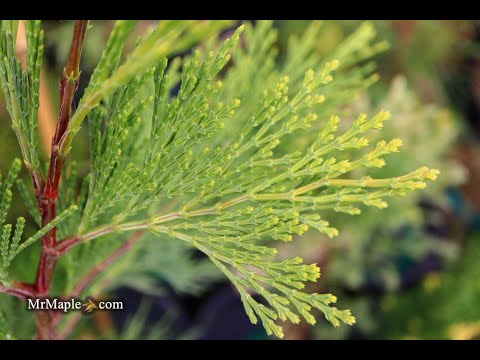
<box><xmin>34</xmin><ymin>313</ymin><xmax>49</xmax><ymax>340</ymax></box>
<box><xmin>34</xmin><ymin>20</ymin><xmax>88</xmax><ymax>296</ymax></box>
<box><xmin>32</xmin><ymin>20</ymin><xmax>88</xmax><ymax>340</ymax></box>
<box><xmin>34</xmin><ymin>310</ymin><xmax>60</xmax><ymax>340</ymax></box>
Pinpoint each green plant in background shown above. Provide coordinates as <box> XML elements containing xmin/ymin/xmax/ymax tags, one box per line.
<box><xmin>277</xmin><ymin>20</ymin><xmax>476</xmax><ymax>98</ymax></box>
<box><xmin>378</xmin><ymin>233</ymin><xmax>480</xmax><ymax>340</ymax></box>
<box><xmin>273</xmin><ymin>21</ymin><xmax>469</xmax><ymax>340</ymax></box>
<box><xmin>0</xmin><ymin>20</ymin><xmax>439</xmax><ymax>340</ymax></box>
<box><xmin>327</xmin><ymin>76</ymin><xmax>464</xmax><ymax>290</ymax></box>
<box><xmin>293</xmin><ymin>75</ymin><xmax>465</xmax><ymax>340</ymax></box>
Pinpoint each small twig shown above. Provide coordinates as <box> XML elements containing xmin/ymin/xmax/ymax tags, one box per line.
<box><xmin>0</xmin><ymin>284</ymin><xmax>34</xmax><ymax>300</ymax></box>
<box><xmin>58</xmin><ymin>313</ymin><xmax>82</xmax><ymax>339</ymax></box>
<box><xmin>54</xmin><ymin>193</ymin><xmax>250</xmax><ymax>252</ymax></box>
<box><xmin>57</xmin><ymin>312</ymin><xmax>82</xmax><ymax>340</ymax></box>
<box><xmin>56</xmin><ymin>231</ymin><xmax>143</xmax><ymax>339</ymax></box>
<box><xmin>71</xmin><ymin>231</ymin><xmax>143</xmax><ymax>298</ymax></box>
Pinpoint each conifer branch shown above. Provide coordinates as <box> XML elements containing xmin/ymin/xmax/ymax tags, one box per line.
<box><xmin>54</xmin><ymin>165</ymin><xmax>439</xmax><ymax>254</ymax></box>
<box><xmin>0</xmin><ymin>20</ymin><xmax>44</xmax><ymax>194</ymax></box>
<box><xmin>0</xmin><ymin>20</ymin><xmax>446</xmax><ymax>340</ymax></box>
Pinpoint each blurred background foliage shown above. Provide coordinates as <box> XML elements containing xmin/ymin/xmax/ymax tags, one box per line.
<box><xmin>1</xmin><ymin>20</ymin><xmax>480</xmax><ymax>339</ymax></box>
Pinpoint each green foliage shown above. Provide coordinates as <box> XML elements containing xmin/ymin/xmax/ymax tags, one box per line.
<box><xmin>0</xmin><ymin>20</ymin><xmax>441</xmax><ymax>339</ymax></box>
<box><xmin>0</xmin><ymin>159</ymin><xmax>77</xmax><ymax>284</ymax></box>
<box><xmin>15</xmin><ymin>179</ymin><xmax>41</xmax><ymax>228</ymax></box>
<box><xmin>62</xmin><ymin>20</ymin><xmax>234</xmax><ymax>156</ymax></box>
<box><xmin>0</xmin><ymin>21</ymin><xmax>43</xmax><ymax>173</ymax></box>
<box><xmin>1</xmin><ymin>159</ymin><xmax>25</xmax><ymax>283</ymax></box>
<box><xmin>0</xmin><ymin>307</ymin><xmax>13</xmax><ymax>340</ymax></box>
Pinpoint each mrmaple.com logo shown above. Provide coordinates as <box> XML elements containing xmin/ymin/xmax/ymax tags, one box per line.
<box><xmin>27</xmin><ymin>298</ymin><xmax>123</xmax><ymax>313</ymax></box>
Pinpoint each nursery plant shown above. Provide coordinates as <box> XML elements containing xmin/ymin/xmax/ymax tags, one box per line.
<box><xmin>0</xmin><ymin>20</ymin><xmax>439</xmax><ymax>340</ymax></box>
